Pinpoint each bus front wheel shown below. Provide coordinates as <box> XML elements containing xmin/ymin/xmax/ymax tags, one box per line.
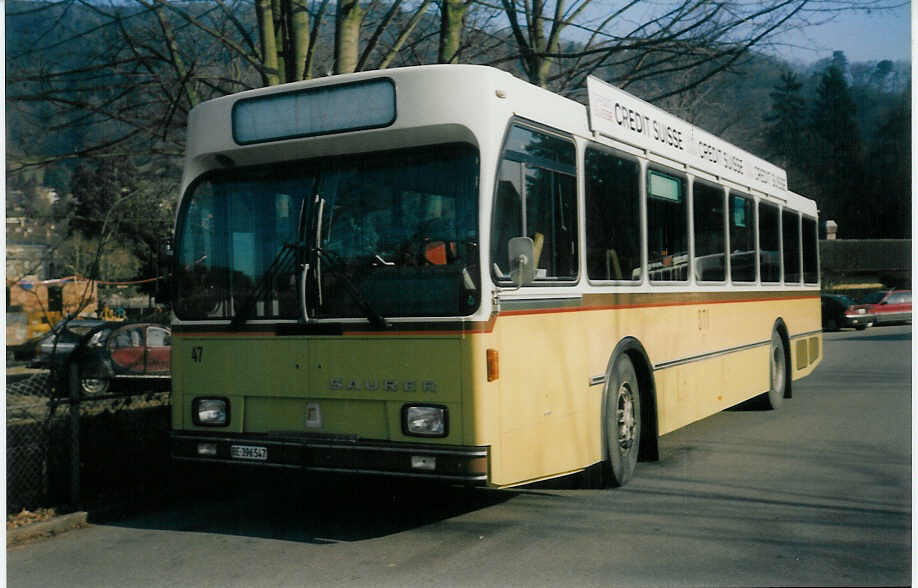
<box><xmin>605</xmin><ymin>354</ymin><xmax>641</xmax><ymax>487</ymax></box>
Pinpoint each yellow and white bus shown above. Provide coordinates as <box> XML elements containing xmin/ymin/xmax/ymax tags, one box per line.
<box><xmin>170</xmin><ymin>65</ymin><xmax>821</xmax><ymax>487</ymax></box>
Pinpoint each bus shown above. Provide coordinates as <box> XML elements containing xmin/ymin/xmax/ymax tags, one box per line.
<box><xmin>169</xmin><ymin>65</ymin><xmax>822</xmax><ymax>488</ymax></box>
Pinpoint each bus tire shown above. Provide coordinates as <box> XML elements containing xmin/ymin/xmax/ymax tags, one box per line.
<box><xmin>605</xmin><ymin>353</ymin><xmax>641</xmax><ymax>487</ymax></box>
<box><xmin>763</xmin><ymin>329</ymin><xmax>786</xmax><ymax>410</ymax></box>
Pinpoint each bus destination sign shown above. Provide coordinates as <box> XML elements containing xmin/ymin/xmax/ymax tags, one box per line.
<box><xmin>586</xmin><ymin>76</ymin><xmax>787</xmax><ymax>197</ymax></box>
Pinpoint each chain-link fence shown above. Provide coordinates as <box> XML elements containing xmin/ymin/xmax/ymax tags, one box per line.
<box><xmin>7</xmin><ymin>372</ymin><xmax>54</xmax><ymax>512</ymax></box>
<box><xmin>7</xmin><ymin>369</ymin><xmax>171</xmax><ymax>514</ymax></box>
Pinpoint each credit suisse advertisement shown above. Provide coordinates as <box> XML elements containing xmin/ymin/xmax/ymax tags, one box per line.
<box><xmin>586</xmin><ymin>76</ymin><xmax>788</xmax><ymax>197</ymax></box>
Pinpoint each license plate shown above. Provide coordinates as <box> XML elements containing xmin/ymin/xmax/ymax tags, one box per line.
<box><xmin>231</xmin><ymin>445</ymin><xmax>268</xmax><ymax>461</ymax></box>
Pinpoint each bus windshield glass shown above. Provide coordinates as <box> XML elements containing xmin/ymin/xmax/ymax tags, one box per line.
<box><xmin>174</xmin><ymin>143</ymin><xmax>480</xmax><ymax>321</ymax></box>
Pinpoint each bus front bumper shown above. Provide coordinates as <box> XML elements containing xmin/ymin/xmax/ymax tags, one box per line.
<box><xmin>171</xmin><ymin>432</ymin><xmax>489</xmax><ymax>484</ymax></box>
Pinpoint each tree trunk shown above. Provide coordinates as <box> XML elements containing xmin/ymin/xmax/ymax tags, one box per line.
<box><xmin>438</xmin><ymin>0</ymin><xmax>468</xmax><ymax>64</ymax></box>
<box><xmin>256</xmin><ymin>0</ymin><xmax>281</xmax><ymax>85</ymax></box>
<box><xmin>153</xmin><ymin>4</ymin><xmax>199</xmax><ymax>106</ymax></box>
<box><xmin>336</xmin><ymin>0</ymin><xmax>365</xmax><ymax>74</ymax></box>
<box><xmin>273</xmin><ymin>0</ymin><xmax>286</xmax><ymax>81</ymax></box>
<box><xmin>290</xmin><ymin>0</ymin><xmax>310</xmax><ymax>80</ymax></box>
<box><xmin>305</xmin><ymin>0</ymin><xmax>331</xmax><ymax>79</ymax></box>
<box><xmin>379</xmin><ymin>0</ymin><xmax>433</xmax><ymax>69</ymax></box>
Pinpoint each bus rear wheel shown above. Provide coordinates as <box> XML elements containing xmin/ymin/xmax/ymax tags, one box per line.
<box><xmin>763</xmin><ymin>329</ymin><xmax>786</xmax><ymax>410</ymax></box>
<box><xmin>605</xmin><ymin>354</ymin><xmax>641</xmax><ymax>487</ymax></box>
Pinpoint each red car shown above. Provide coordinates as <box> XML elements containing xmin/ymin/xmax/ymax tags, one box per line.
<box><xmin>861</xmin><ymin>290</ymin><xmax>912</xmax><ymax>325</ymax></box>
<box><xmin>30</xmin><ymin>320</ymin><xmax>171</xmax><ymax>396</ymax></box>
<box><xmin>821</xmin><ymin>294</ymin><xmax>874</xmax><ymax>331</ymax></box>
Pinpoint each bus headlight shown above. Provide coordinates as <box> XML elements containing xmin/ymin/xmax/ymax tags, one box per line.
<box><xmin>402</xmin><ymin>404</ymin><xmax>448</xmax><ymax>437</ymax></box>
<box><xmin>193</xmin><ymin>397</ymin><xmax>229</xmax><ymax>426</ymax></box>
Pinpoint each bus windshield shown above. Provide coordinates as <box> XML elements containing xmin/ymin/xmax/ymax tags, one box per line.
<box><xmin>174</xmin><ymin>143</ymin><xmax>480</xmax><ymax>322</ymax></box>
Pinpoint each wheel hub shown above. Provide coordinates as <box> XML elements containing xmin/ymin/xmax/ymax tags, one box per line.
<box><xmin>616</xmin><ymin>383</ymin><xmax>636</xmax><ymax>451</ymax></box>
<box><xmin>81</xmin><ymin>377</ymin><xmax>108</xmax><ymax>395</ymax></box>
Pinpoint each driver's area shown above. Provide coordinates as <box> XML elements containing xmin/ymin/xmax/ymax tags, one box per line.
<box><xmin>312</xmin><ymin>142</ymin><xmax>481</xmax><ymax>319</ymax></box>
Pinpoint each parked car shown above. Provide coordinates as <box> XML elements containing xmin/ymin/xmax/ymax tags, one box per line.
<box><xmin>821</xmin><ymin>294</ymin><xmax>874</xmax><ymax>331</ymax></box>
<box><xmin>861</xmin><ymin>289</ymin><xmax>912</xmax><ymax>325</ymax></box>
<box><xmin>30</xmin><ymin>318</ymin><xmax>108</xmax><ymax>370</ymax></box>
<box><xmin>30</xmin><ymin>319</ymin><xmax>171</xmax><ymax>396</ymax></box>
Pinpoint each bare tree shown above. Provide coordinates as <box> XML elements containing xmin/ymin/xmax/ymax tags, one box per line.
<box><xmin>6</xmin><ymin>0</ymin><xmax>447</xmax><ymax>171</ymax></box>
<box><xmin>6</xmin><ymin>0</ymin><xmax>905</xmax><ymax>171</ymax></box>
<box><xmin>335</xmin><ymin>0</ymin><xmax>364</xmax><ymax>72</ymax></box>
<box><xmin>439</xmin><ymin>0</ymin><xmax>474</xmax><ymax>63</ymax></box>
<box><xmin>485</xmin><ymin>0</ymin><xmax>906</xmax><ymax>97</ymax></box>
<box><xmin>357</xmin><ymin>0</ymin><xmax>437</xmax><ymax>70</ymax></box>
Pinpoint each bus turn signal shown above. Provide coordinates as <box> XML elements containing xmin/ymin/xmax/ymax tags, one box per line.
<box><xmin>487</xmin><ymin>349</ymin><xmax>499</xmax><ymax>381</ymax></box>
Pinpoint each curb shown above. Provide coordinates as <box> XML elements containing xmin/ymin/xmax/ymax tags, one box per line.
<box><xmin>6</xmin><ymin>496</ymin><xmax>167</xmax><ymax>548</ymax></box>
<box><xmin>7</xmin><ymin>511</ymin><xmax>89</xmax><ymax>546</ymax></box>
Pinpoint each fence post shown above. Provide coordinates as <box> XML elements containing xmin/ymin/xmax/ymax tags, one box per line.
<box><xmin>68</xmin><ymin>362</ymin><xmax>81</xmax><ymax>508</ymax></box>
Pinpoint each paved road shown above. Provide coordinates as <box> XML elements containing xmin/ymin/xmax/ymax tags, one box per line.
<box><xmin>8</xmin><ymin>325</ymin><xmax>912</xmax><ymax>587</ymax></box>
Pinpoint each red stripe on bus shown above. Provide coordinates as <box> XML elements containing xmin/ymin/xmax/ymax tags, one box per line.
<box><xmin>174</xmin><ymin>293</ymin><xmax>817</xmax><ymax>337</ymax></box>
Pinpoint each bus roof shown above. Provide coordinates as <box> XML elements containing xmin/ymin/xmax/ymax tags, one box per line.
<box><xmin>184</xmin><ymin>64</ymin><xmax>817</xmax><ymax>216</ymax></box>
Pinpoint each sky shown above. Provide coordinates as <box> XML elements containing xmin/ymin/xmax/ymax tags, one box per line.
<box><xmin>770</xmin><ymin>3</ymin><xmax>911</xmax><ymax>64</ymax></box>
<box><xmin>579</xmin><ymin>2</ymin><xmax>912</xmax><ymax>67</ymax></box>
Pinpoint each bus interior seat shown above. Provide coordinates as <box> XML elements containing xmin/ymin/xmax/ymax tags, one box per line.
<box><xmin>532</xmin><ymin>232</ymin><xmax>544</xmax><ymax>269</ymax></box>
<box><xmin>423</xmin><ymin>241</ymin><xmax>457</xmax><ymax>265</ymax></box>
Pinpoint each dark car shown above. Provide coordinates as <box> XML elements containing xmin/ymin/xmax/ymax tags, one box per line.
<box><xmin>30</xmin><ymin>318</ymin><xmax>108</xmax><ymax>370</ymax></box>
<box><xmin>30</xmin><ymin>319</ymin><xmax>171</xmax><ymax>396</ymax></box>
<box><xmin>861</xmin><ymin>289</ymin><xmax>912</xmax><ymax>325</ymax></box>
<box><xmin>821</xmin><ymin>294</ymin><xmax>874</xmax><ymax>331</ymax></box>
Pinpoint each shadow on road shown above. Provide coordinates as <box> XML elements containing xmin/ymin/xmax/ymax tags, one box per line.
<box><xmin>723</xmin><ymin>396</ymin><xmax>770</xmax><ymax>412</ymax></box>
<box><xmin>825</xmin><ymin>323</ymin><xmax>912</xmax><ymax>343</ymax></box>
<box><xmin>834</xmin><ymin>332</ymin><xmax>911</xmax><ymax>342</ymax></box>
<box><xmin>99</xmin><ymin>466</ymin><xmax>515</xmax><ymax>544</ymax></box>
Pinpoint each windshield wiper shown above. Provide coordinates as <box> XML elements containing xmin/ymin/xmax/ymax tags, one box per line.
<box><xmin>302</xmin><ymin>193</ymin><xmax>387</xmax><ymax>330</ymax></box>
<box><xmin>312</xmin><ymin>248</ymin><xmax>389</xmax><ymax>330</ymax></box>
<box><xmin>231</xmin><ymin>241</ymin><xmax>301</xmax><ymax>329</ymax></box>
<box><xmin>235</xmin><ymin>182</ymin><xmax>318</xmax><ymax>328</ymax></box>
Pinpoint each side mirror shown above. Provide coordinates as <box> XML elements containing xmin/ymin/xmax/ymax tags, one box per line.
<box><xmin>508</xmin><ymin>236</ymin><xmax>536</xmax><ymax>287</ymax></box>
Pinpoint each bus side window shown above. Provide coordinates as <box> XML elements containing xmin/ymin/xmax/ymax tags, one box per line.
<box><xmin>802</xmin><ymin>216</ymin><xmax>818</xmax><ymax>284</ymax></box>
<box><xmin>524</xmin><ymin>165</ymin><xmax>577</xmax><ymax>279</ymax></box>
<box><xmin>647</xmin><ymin>168</ymin><xmax>688</xmax><ymax>282</ymax></box>
<box><xmin>692</xmin><ymin>181</ymin><xmax>726</xmax><ymax>283</ymax></box>
<box><xmin>491</xmin><ymin>166</ymin><xmax>524</xmax><ymax>278</ymax></box>
<box><xmin>491</xmin><ymin>124</ymin><xmax>577</xmax><ymax>282</ymax></box>
<box><xmin>730</xmin><ymin>193</ymin><xmax>756</xmax><ymax>283</ymax></box>
<box><xmin>585</xmin><ymin>146</ymin><xmax>640</xmax><ymax>281</ymax></box>
<box><xmin>759</xmin><ymin>201</ymin><xmax>781</xmax><ymax>283</ymax></box>
<box><xmin>782</xmin><ymin>209</ymin><xmax>801</xmax><ymax>284</ymax></box>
